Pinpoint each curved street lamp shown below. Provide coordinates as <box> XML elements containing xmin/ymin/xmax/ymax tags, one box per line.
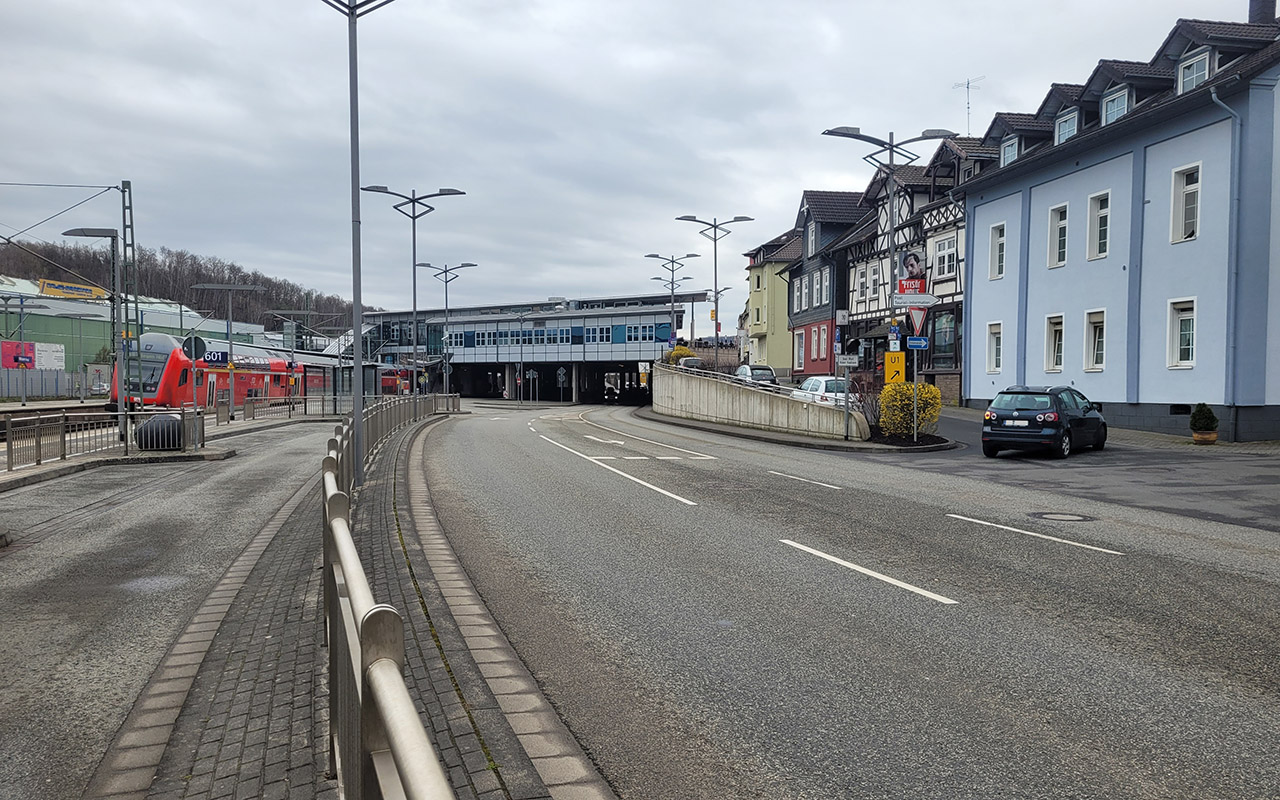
<box><xmin>363</xmin><ymin>185</ymin><xmax>465</xmax><ymax>405</ymax></box>
<box><xmin>417</xmin><ymin>262</ymin><xmax>477</xmax><ymax>396</ymax></box>
<box><xmin>645</xmin><ymin>253</ymin><xmax>699</xmax><ymax>352</ymax></box>
<box><xmin>820</xmin><ymin>127</ymin><xmax>956</xmax><ymax>307</ymax></box>
<box><xmin>676</xmin><ymin>214</ymin><xmax>752</xmax><ymax>369</ymax></box>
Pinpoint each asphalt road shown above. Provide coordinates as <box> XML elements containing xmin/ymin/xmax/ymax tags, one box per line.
<box><xmin>424</xmin><ymin>404</ymin><xmax>1280</xmax><ymax>800</ymax></box>
<box><xmin>0</xmin><ymin>425</ymin><xmax>332</xmax><ymax>800</ymax></box>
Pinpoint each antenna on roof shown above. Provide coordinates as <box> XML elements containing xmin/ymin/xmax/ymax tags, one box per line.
<box><xmin>952</xmin><ymin>75</ymin><xmax>986</xmax><ymax>136</ymax></box>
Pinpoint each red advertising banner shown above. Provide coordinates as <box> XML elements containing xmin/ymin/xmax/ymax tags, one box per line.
<box><xmin>898</xmin><ymin>278</ymin><xmax>926</xmax><ymax>294</ymax></box>
<box><xmin>2</xmin><ymin>341</ymin><xmax>35</xmax><ymax>369</ymax></box>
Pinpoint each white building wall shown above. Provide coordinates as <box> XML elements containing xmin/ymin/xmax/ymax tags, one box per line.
<box><xmin>967</xmin><ymin>191</ymin><xmax>1023</xmax><ymax>399</ymax></box>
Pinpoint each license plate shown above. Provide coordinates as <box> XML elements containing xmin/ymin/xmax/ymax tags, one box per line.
<box><xmin>1003</xmin><ymin>419</ymin><xmax>1029</xmax><ymax>427</ymax></box>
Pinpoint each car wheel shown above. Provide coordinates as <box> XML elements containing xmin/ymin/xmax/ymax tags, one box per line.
<box><xmin>1092</xmin><ymin>424</ymin><xmax>1107</xmax><ymax>450</ymax></box>
<box><xmin>982</xmin><ymin>443</ymin><xmax>1001</xmax><ymax>458</ymax></box>
<box><xmin>1053</xmin><ymin>431</ymin><xmax>1072</xmax><ymax>459</ymax></box>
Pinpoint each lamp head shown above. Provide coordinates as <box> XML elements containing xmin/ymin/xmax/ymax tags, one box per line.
<box><xmin>684</xmin><ymin>253</ymin><xmax>700</xmax><ymax>259</ymax></box>
<box><xmin>62</xmin><ymin>227</ymin><xmax>119</xmax><ymax>238</ymax></box>
<box><xmin>436</xmin><ymin>188</ymin><xmax>465</xmax><ymax>196</ymax></box>
<box><xmin>675</xmin><ymin>215</ymin><xmax>698</xmax><ymax>222</ymax></box>
<box><xmin>731</xmin><ymin>216</ymin><xmax>753</xmax><ymax>223</ymax></box>
<box><xmin>360</xmin><ymin>185</ymin><xmax>390</xmax><ymax>193</ymax></box>
<box><xmin>921</xmin><ymin>128</ymin><xmax>957</xmax><ymax>138</ymax></box>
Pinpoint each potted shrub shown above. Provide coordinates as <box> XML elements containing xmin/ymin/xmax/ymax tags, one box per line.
<box><xmin>1189</xmin><ymin>403</ymin><xmax>1219</xmax><ymax>445</ymax></box>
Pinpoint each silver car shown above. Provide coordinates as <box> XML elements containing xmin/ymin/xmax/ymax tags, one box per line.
<box><xmin>790</xmin><ymin>375</ymin><xmax>849</xmax><ymax>406</ymax></box>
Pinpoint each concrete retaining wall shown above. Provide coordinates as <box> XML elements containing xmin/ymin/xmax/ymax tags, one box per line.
<box><xmin>652</xmin><ymin>365</ymin><xmax>869</xmax><ymax>440</ymax></box>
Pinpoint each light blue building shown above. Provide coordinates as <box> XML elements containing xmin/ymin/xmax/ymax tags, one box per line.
<box><xmin>962</xmin><ymin>5</ymin><xmax>1280</xmax><ymax>440</ymax></box>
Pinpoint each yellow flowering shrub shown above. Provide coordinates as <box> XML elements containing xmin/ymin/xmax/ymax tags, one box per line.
<box><xmin>878</xmin><ymin>382</ymin><xmax>942</xmax><ymax>436</ymax></box>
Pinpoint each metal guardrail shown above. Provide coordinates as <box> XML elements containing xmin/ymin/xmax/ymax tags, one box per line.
<box><xmin>2</xmin><ymin>408</ymin><xmax>211</xmax><ymax>471</ymax></box>
<box><xmin>322</xmin><ymin>395</ymin><xmax>459</xmax><ymax>800</ymax></box>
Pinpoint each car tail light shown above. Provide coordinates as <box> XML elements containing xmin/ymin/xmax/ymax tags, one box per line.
<box><xmin>984</xmin><ymin>410</ymin><xmax>996</xmax><ymax>420</ymax></box>
<box><xmin>1036</xmin><ymin>412</ymin><xmax>1059</xmax><ymax>422</ymax></box>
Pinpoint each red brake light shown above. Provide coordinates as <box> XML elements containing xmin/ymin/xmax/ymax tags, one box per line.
<box><xmin>984</xmin><ymin>410</ymin><xmax>995</xmax><ymax>420</ymax></box>
<box><xmin>1037</xmin><ymin>412</ymin><xmax>1059</xmax><ymax>422</ymax></box>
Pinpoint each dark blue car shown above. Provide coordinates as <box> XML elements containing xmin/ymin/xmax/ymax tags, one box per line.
<box><xmin>982</xmin><ymin>385</ymin><xmax>1107</xmax><ymax>459</ymax></box>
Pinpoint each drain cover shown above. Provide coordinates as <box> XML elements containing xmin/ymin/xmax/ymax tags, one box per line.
<box><xmin>1029</xmin><ymin>512</ymin><xmax>1095</xmax><ymax>522</ymax></box>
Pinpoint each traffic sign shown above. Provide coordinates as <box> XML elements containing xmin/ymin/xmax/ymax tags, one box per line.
<box><xmin>907</xmin><ymin>306</ymin><xmax>928</xmax><ymax>335</ymax></box>
<box><xmin>835</xmin><ymin>354</ymin><xmax>859</xmax><ymax>367</ymax></box>
<box><xmin>885</xmin><ymin>351</ymin><xmax>905</xmax><ymax>383</ymax></box>
<box><xmin>891</xmin><ymin>292</ymin><xmax>941</xmax><ymax>307</ymax></box>
<box><xmin>442</xmin><ymin>363</ymin><xmax>453</xmax><ymax>375</ymax></box>
<box><xmin>557</xmin><ymin>366</ymin><xmax>567</xmax><ymax>379</ymax></box>
<box><xmin>906</xmin><ymin>336</ymin><xmax>929</xmax><ymax>350</ymax></box>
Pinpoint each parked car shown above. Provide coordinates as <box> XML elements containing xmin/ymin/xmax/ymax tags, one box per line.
<box><xmin>733</xmin><ymin>364</ymin><xmax>778</xmax><ymax>385</ymax></box>
<box><xmin>90</xmin><ymin>381</ymin><xmax>110</xmax><ymax>394</ymax></box>
<box><xmin>790</xmin><ymin>375</ymin><xmax>850</xmax><ymax>406</ymax></box>
<box><xmin>982</xmin><ymin>385</ymin><xmax>1107</xmax><ymax>459</ymax></box>
<box><xmin>677</xmin><ymin>356</ymin><xmax>704</xmax><ymax>370</ymax></box>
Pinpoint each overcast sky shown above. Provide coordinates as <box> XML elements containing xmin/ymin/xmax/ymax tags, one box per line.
<box><xmin>1</xmin><ymin>0</ymin><xmax>1235</xmax><ymax>320</ymax></box>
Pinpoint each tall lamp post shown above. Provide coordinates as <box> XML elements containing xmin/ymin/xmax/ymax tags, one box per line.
<box><xmin>418</xmin><ymin>262</ymin><xmax>477</xmax><ymax>397</ymax></box>
<box><xmin>704</xmin><ymin>286</ymin><xmax>733</xmax><ymax>350</ymax></box>
<box><xmin>820</xmin><ymin>127</ymin><xmax>956</xmax><ymax>310</ymax></box>
<box><xmin>191</xmin><ymin>283</ymin><xmax>265</xmax><ymax>419</ymax></box>
<box><xmin>362</xmin><ymin>185</ymin><xmax>465</xmax><ymax>403</ymax></box>
<box><xmin>822</xmin><ymin>126</ymin><xmax>956</xmax><ymax>442</ymax></box>
<box><xmin>62</xmin><ymin>227</ymin><xmax>126</xmax><ymax>434</ymax></box>
<box><xmin>645</xmin><ymin>253</ymin><xmax>698</xmax><ymax>354</ymax></box>
<box><xmin>676</xmin><ymin>214</ymin><xmax>753</xmax><ymax>370</ymax></box>
<box><xmin>321</xmin><ymin>0</ymin><xmax>400</xmax><ymax>488</ymax></box>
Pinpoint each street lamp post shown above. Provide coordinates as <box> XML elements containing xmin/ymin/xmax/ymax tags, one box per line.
<box><xmin>645</xmin><ymin>253</ymin><xmax>698</xmax><ymax>355</ymax></box>
<box><xmin>704</xmin><ymin>286</ymin><xmax>733</xmax><ymax>352</ymax></box>
<box><xmin>191</xmin><ymin>283</ymin><xmax>265</xmax><ymax>419</ymax></box>
<box><xmin>418</xmin><ymin>262</ymin><xmax>477</xmax><ymax>397</ymax></box>
<box><xmin>62</xmin><ymin>227</ymin><xmax>126</xmax><ymax>436</ymax></box>
<box><xmin>362</xmin><ymin>186</ymin><xmax>465</xmax><ymax>406</ymax></box>
<box><xmin>822</xmin><ymin>126</ymin><xmax>956</xmax><ymax>441</ymax></box>
<box><xmin>512</xmin><ymin>308</ymin><xmax>534</xmax><ymax>406</ymax></box>
<box><xmin>676</xmin><ymin>214</ymin><xmax>753</xmax><ymax>370</ymax></box>
<box><xmin>321</xmin><ymin>0</ymin><xmax>400</xmax><ymax>487</ymax></box>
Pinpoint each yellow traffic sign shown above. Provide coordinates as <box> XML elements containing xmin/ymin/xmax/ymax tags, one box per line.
<box><xmin>885</xmin><ymin>351</ymin><xmax>906</xmax><ymax>383</ymax></box>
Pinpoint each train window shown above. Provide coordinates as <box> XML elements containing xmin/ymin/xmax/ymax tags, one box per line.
<box><xmin>179</xmin><ymin>369</ymin><xmax>189</xmax><ymax>387</ymax></box>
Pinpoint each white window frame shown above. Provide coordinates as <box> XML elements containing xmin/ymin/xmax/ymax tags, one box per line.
<box><xmin>989</xmin><ymin>223</ymin><xmax>1006</xmax><ymax>279</ymax></box>
<box><xmin>1045</xmin><ymin>314</ymin><xmax>1064</xmax><ymax>372</ymax></box>
<box><xmin>1055</xmin><ymin>111</ymin><xmax>1078</xmax><ymax>145</ymax></box>
<box><xmin>794</xmin><ymin>330</ymin><xmax>805</xmax><ymax>370</ymax></box>
<box><xmin>810</xmin><ymin>326</ymin><xmax>819</xmax><ymax>360</ymax></box>
<box><xmin>1168</xmin><ymin>298</ymin><xmax>1196</xmax><ymax>368</ymax></box>
<box><xmin>935</xmin><ymin>236</ymin><xmax>958</xmax><ymax>279</ymax></box>
<box><xmin>858</xmin><ymin>267</ymin><xmax>868</xmax><ymax>300</ymax></box>
<box><xmin>987</xmin><ymin>322</ymin><xmax>1003</xmax><ymax>373</ymax></box>
<box><xmin>1172</xmin><ymin>163</ymin><xmax>1200</xmax><ymax>243</ymax></box>
<box><xmin>807</xmin><ymin>221</ymin><xmax>817</xmax><ymax>257</ymax></box>
<box><xmin>819</xmin><ymin>326</ymin><xmax>828</xmax><ymax>360</ymax></box>
<box><xmin>1088</xmin><ymin>191</ymin><xmax>1110</xmax><ymax>260</ymax></box>
<box><xmin>870</xmin><ymin>264</ymin><xmax>880</xmax><ymax>295</ymax></box>
<box><xmin>1179</xmin><ymin>51</ymin><xmax>1210</xmax><ymax>94</ymax></box>
<box><xmin>1103</xmin><ymin>87</ymin><xmax>1129</xmax><ymax>125</ymax></box>
<box><xmin>801</xmin><ymin>274</ymin><xmax>810</xmax><ymax>309</ymax></box>
<box><xmin>792</xmin><ymin>279</ymin><xmax>801</xmax><ymax>313</ymax></box>
<box><xmin>822</xmin><ymin>268</ymin><xmax>831</xmax><ymax>305</ymax></box>
<box><xmin>1000</xmin><ymin>136</ymin><xmax>1018</xmax><ymax>167</ymax></box>
<box><xmin>962</xmin><ymin>165</ymin><xmax>975</xmax><ymax>182</ymax></box>
<box><xmin>1048</xmin><ymin>204</ymin><xmax>1069</xmax><ymax>268</ymax></box>
<box><xmin>1084</xmin><ymin>309</ymin><xmax>1105</xmax><ymax>371</ymax></box>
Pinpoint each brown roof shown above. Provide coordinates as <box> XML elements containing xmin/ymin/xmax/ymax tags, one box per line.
<box><xmin>801</xmin><ymin>190</ymin><xmax>866</xmax><ymax>223</ymax></box>
<box><xmin>1180</xmin><ymin>18</ymin><xmax>1280</xmax><ymax>43</ymax></box>
<box><xmin>744</xmin><ymin>228</ymin><xmax>803</xmax><ymax>261</ymax></box>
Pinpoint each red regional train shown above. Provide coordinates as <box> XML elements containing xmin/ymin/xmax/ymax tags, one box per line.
<box><xmin>109</xmin><ymin>332</ymin><xmax>334</xmax><ymax>410</ymax></box>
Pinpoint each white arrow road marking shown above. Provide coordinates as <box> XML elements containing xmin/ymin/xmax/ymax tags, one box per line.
<box><xmin>579</xmin><ymin>412</ymin><xmax>717</xmax><ymax>459</ymax></box>
<box><xmin>781</xmin><ymin>539</ymin><xmax>958</xmax><ymax>604</ymax></box>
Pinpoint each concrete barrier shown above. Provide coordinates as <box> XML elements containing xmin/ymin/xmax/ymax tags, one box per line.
<box><xmin>652</xmin><ymin>364</ymin><xmax>870</xmax><ymax>441</ymax></box>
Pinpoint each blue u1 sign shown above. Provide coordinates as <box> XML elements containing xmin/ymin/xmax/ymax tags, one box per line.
<box><xmin>906</xmin><ymin>336</ymin><xmax>929</xmax><ymax>350</ymax></box>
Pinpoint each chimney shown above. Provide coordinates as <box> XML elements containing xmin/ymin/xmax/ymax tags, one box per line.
<box><xmin>1250</xmin><ymin>0</ymin><xmax>1276</xmax><ymax>23</ymax></box>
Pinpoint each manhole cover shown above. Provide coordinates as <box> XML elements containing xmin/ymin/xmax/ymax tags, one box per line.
<box><xmin>1028</xmin><ymin>512</ymin><xmax>1095</xmax><ymax>522</ymax></box>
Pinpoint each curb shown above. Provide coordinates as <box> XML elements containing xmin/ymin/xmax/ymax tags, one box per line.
<box><xmin>631</xmin><ymin>407</ymin><xmax>958</xmax><ymax>453</ymax></box>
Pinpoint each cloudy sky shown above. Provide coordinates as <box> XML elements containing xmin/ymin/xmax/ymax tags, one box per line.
<box><xmin>1</xmin><ymin>0</ymin><xmax>1233</xmax><ymax>320</ymax></box>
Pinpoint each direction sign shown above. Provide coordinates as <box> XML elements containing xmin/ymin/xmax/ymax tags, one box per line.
<box><xmin>906</xmin><ymin>336</ymin><xmax>929</xmax><ymax>350</ymax></box>
<box><xmin>885</xmin><ymin>351</ymin><xmax>906</xmax><ymax>383</ymax></box>
<box><xmin>892</xmin><ymin>292</ymin><xmax>941</xmax><ymax>307</ymax></box>
<box><xmin>835</xmin><ymin>354</ymin><xmax>859</xmax><ymax>367</ymax></box>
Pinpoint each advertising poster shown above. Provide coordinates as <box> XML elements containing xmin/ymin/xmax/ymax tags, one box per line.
<box><xmin>1</xmin><ymin>341</ymin><xmax>35</xmax><ymax>369</ymax></box>
<box><xmin>35</xmin><ymin>343</ymin><xmax>66</xmax><ymax>370</ymax></box>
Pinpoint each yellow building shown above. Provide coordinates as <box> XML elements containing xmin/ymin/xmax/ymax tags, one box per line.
<box><xmin>742</xmin><ymin>229</ymin><xmax>801</xmax><ymax>378</ymax></box>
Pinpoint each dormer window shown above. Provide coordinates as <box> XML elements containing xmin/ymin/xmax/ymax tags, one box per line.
<box><xmin>1000</xmin><ymin>137</ymin><xmax>1019</xmax><ymax>167</ymax></box>
<box><xmin>1055</xmin><ymin>111</ymin><xmax>1078</xmax><ymax>145</ymax></box>
<box><xmin>1102</xmin><ymin>88</ymin><xmax>1129</xmax><ymax>125</ymax></box>
<box><xmin>1179</xmin><ymin>52</ymin><xmax>1210</xmax><ymax>94</ymax></box>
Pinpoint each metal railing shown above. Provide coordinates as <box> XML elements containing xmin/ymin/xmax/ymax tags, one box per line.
<box><xmin>322</xmin><ymin>395</ymin><xmax>458</xmax><ymax>800</ymax></box>
<box><xmin>2</xmin><ymin>407</ymin><xmax>212</xmax><ymax>471</ymax></box>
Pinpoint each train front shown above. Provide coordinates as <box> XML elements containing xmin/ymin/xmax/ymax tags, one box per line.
<box><xmin>108</xmin><ymin>332</ymin><xmax>183</xmax><ymax>410</ymax></box>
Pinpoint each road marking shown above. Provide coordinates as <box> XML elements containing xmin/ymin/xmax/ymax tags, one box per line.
<box><xmin>591</xmin><ymin>456</ymin><xmax>616</xmax><ymax>460</ymax></box>
<box><xmin>585</xmin><ymin>435</ymin><xmax>625</xmax><ymax>445</ymax></box>
<box><xmin>946</xmin><ymin>514</ymin><xmax>1126</xmax><ymax>555</ymax></box>
<box><xmin>622</xmin><ymin>456</ymin><xmax>649</xmax><ymax>460</ymax></box>
<box><xmin>781</xmin><ymin>539</ymin><xmax>958</xmax><ymax>604</ymax></box>
<box><xmin>655</xmin><ymin>456</ymin><xmax>682</xmax><ymax>460</ymax></box>
<box><xmin>579</xmin><ymin>411</ymin><xmax>717</xmax><ymax>459</ymax></box>
<box><xmin>490</xmin><ymin>417</ymin><xmax>508</xmax><ymax>420</ymax></box>
<box><xmin>768</xmin><ymin>470</ymin><xmax>842</xmax><ymax>490</ymax></box>
<box><xmin>541</xmin><ymin>436</ymin><xmax>697</xmax><ymax>505</ymax></box>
